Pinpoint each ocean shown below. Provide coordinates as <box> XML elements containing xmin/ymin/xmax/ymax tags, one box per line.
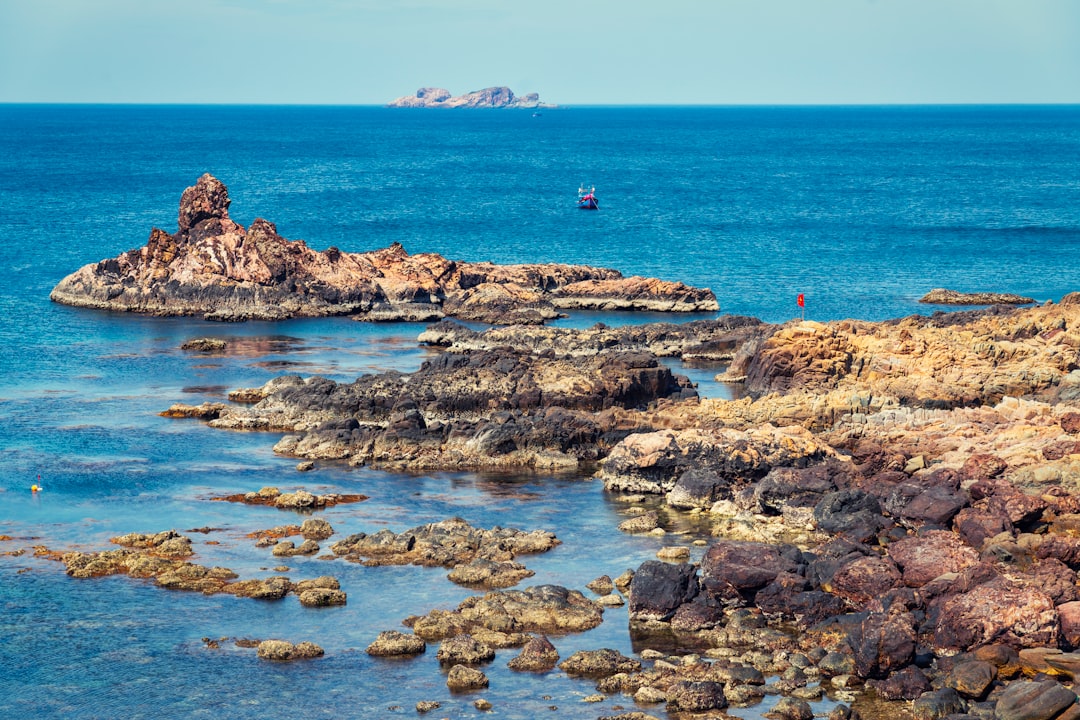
<box><xmin>0</xmin><ymin>104</ymin><xmax>1078</xmax><ymax>719</ymax></box>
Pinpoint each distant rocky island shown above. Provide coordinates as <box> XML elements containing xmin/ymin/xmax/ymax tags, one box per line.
<box><xmin>387</xmin><ymin>86</ymin><xmax>555</xmax><ymax>109</ymax></box>
<box><xmin>49</xmin><ymin>174</ymin><xmax>715</xmax><ymax>323</ymax></box>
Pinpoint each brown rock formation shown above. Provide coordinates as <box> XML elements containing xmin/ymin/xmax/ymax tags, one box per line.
<box><xmin>50</xmin><ymin>174</ymin><xmax>717</xmax><ymax>323</ymax></box>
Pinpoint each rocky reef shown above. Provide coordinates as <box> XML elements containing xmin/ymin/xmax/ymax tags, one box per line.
<box><xmin>387</xmin><ymin>86</ymin><xmax>553</xmax><ymax>109</ymax></box>
<box><xmin>920</xmin><ymin>288</ymin><xmax>1036</xmax><ymax>305</ymax></box>
<box><xmin>49</xmin><ymin>174</ymin><xmax>717</xmax><ymax>323</ymax></box>
<box><xmin>162</xmin><ymin>293</ymin><xmax>1080</xmax><ymax>717</ymax></box>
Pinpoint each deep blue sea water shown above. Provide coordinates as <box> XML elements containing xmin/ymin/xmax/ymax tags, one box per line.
<box><xmin>1</xmin><ymin>105</ymin><xmax>1078</xmax><ymax>719</ymax></box>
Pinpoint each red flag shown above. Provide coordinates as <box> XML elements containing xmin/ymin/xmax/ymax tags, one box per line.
<box><xmin>797</xmin><ymin>293</ymin><xmax>805</xmax><ymax>308</ymax></box>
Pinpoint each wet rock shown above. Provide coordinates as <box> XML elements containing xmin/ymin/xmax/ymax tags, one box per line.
<box><xmin>181</xmin><ymin>337</ymin><xmax>228</xmax><ymax>352</ymax></box>
<box><xmin>330</xmin><ymin>517</ymin><xmax>558</xmax><ymax>572</ymax></box>
<box><xmin>411</xmin><ymin>585</ymin><xmax>602</xmax><ymax>640</ymax></box>
<box><xmin>415</xmin><ymin>700</ymin><xmax>440</xmax><ymax>713</ymax></box>
<box><xmin>587</xmin><ymin>575</ymin><xmax>615</xmax><ymax>595</ymax></box>
<box><xmin>665</xmin><ymin>680</ymin><xmax>727</xmax><ymax>713</ymax></box>
<box><xmin>160</xmin><ymin>402</ymin><xmax>227</xmax><ymax>420</ymax></box>
<box><xmin>436</xmin><ymin>634</ymin><xmax>495</xmax><ymax>665</ymax></box>
<box><xmin>112</xmin><ymin>530</ymin><xmax>194</xmax><ymax>558</ymax></box>
<box><xmin>297</xmin><ymin>587</ymin><xmax>346</xmax><ymax>607</ymax></box>
<box><xmin>365</xmin><ymin>630</ymin><xmax>426</xmax><ymax>657</ymax></box>
<box><xmin>627</xmin><ymin>560</ymin><xmax>698</xmax><ymax>621</ymax></box>
<box><xmin>447</xmin><ymin>558</ymin><xmax>534</xmax><ymax>589</ymax></box>
<box><xmin>618</xmin><ymin>511</ymin><xmax>660</xmax><ymax>534</ymax></box>
<box><xmin>446</xmin><ymin>664</ymin><xmax>489</xmax><ymax>691</ymax></box>
<box><xmin>656</xmin><ymin>546</ymin><xmax>690</xmax><ymax>561</ymax></box>
<box><xmin>272</xmin><ymin>539</ymin><xmax>320</xmax><ymax>557</ymax></box>
<box><xmin>558</xmin><ymin>648</ymin><xmax>641</xmax><ymax>677</ymax></box>
<box><xmin>994</xmin><ymin>679</ymin><xmax>1077</xmax><ymax>720</ymax></box>
<box><xmin>300</xmin><ymin>518</ymin><xmax>334</xmax><ymax>540</ymax></box>
<box><xmin>255</xmin><ymin>639</ymin><xmax>324</xmax><ymax>661</ymax></box>
<box><xmin>766</xmin><ymin>696</ymin><xmax>814</xmax><ymax>720</ymax></box>
<box><xmin>217</xmin><ymin>486</ymin><xmax>366</xmax><ymax>510</ymax></box>
<box><xmin>506</xmin><ymin>635</ymin><xmax>559</xmax><ymax>671</ymax></box>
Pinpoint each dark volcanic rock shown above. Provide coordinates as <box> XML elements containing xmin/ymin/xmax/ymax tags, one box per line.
<box><xmin>627</xmin><ymin>560</ymin><xmax>698</xmax><ymax>622</ymax></box>
<box><xmin>209</xmin><ymin>348</ymin><xmax>696</xmax><ymax>471</ymax></box>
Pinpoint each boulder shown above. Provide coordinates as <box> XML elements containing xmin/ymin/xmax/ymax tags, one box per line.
<box><xmin>436</xmin><ymin>634</ymin><xmax>495</xmax><ymax>665</ymax></box>
<box><xmin>932</xmin><ymin>580</ymin><xmax>1058</xmax><ymax>653</ymax></box>
<box><xmin>446</xmin><ymin>664</ymin><xmax>489</xmax><ymax>691</ymax></box>
<box><xmin>627</xmin><ymin>560</ymin><xmax>698</xmax><ymax>622</ymax></box>
<box><xmin>365</xmin><ymin>630</ymin><xmax>426</xmax><ymax>657</ymax></box>
<box><xmin>557</xmin><ymin>648</ymin><xmax>641</xmax><ymax>677</ymax></box>
<box><xmin>665</xmin><ymin>681</ymin><xmax>727</xmax><ymax>713</ymax></box>
<box><xmin>994</xmin><ymin>680</ymin><xmax>1077</xmax><ymax>720</ymax></box>
<box><xmin>506</xmin><ymin>635</ymin><xmax>559</xmax><ymax>671</ymax></box>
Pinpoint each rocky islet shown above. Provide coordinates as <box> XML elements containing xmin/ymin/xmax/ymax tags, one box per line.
<box><xmin>49</xmin><ymin>174</ymin><xmax>717</xmax><ymax>324</ymax></box>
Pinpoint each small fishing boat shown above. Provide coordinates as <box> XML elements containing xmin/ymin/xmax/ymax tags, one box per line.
<box><xmin>577</xmin><ymin>185</ymin><xmax>598</xmax><ymax>210</ymax></box>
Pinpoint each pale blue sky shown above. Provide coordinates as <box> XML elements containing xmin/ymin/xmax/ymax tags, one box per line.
<box><xmin>0</xmin><ymin>0</ymin><xmax>1077</xmax><ymax>105</ymax></box>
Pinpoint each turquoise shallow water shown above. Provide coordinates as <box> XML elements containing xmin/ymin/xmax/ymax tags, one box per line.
<box><xmin>1</xmin><ymin>105</ymin><xmax>1078</xmax><ymax>718</ymax></box>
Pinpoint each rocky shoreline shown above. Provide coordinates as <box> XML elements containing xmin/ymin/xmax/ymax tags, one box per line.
<box><xmin>34</xmin><ymin>200</ymin><xmax>1080</xmax><ymax>718</ymax></box>
<box><xmin>49</xmin><ymin>174</ymin><xmax>717</xmax><ymax>323</ymax></box>
<box><xmin>154</xmin><ymin>294</ymin><xmax>1080</xmax><ymax>718</ymax></box>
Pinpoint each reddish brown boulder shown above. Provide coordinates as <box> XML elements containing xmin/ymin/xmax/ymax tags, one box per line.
<box><xmin>826</xmin><ymin>554</ymin><xmax>903</xmax><ymax>608</ymax></box>
<box><xmin>959</xmin><ymin>454</ymin><xmax>1008</xmax><ymax>482</ymax></box>
<box><xmin>932</xmin><ymin>580</ymin><xmax>1058</xmax><ymax>653</ymax></box>
<box><xmin>849</xmin><ymin>604</ymin><xmax>917</xmax><ymax>678</ymax></box>
<box><xmin>1058</xmin><ymin>601</ymin><xmax>1080</xmax><ymax>650</ymax></box>
<box><xmin>953</xmin><ymin>503</ymin><xmax>1014</xmax><ymax>549</ymax></box>
<box><xmin>887</xmin><ymin>530</ymin><xmax>979</xmax><ymax>587</ymax></box>
<box><xmin>699</xmin><ymin>540</ymin><xmax>804</xmax><ymax>601</ymax></box>
<box><xmin>1060</xmin><ymin>412</ymin><xmax>1080</xmax><ymax>434</ymax></box>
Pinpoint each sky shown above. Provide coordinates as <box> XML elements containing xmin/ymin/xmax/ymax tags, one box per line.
<box><xmin>0</xmin><ymin>0</ymin><xmax>1077</xmax><ymax>105</ymax></box>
